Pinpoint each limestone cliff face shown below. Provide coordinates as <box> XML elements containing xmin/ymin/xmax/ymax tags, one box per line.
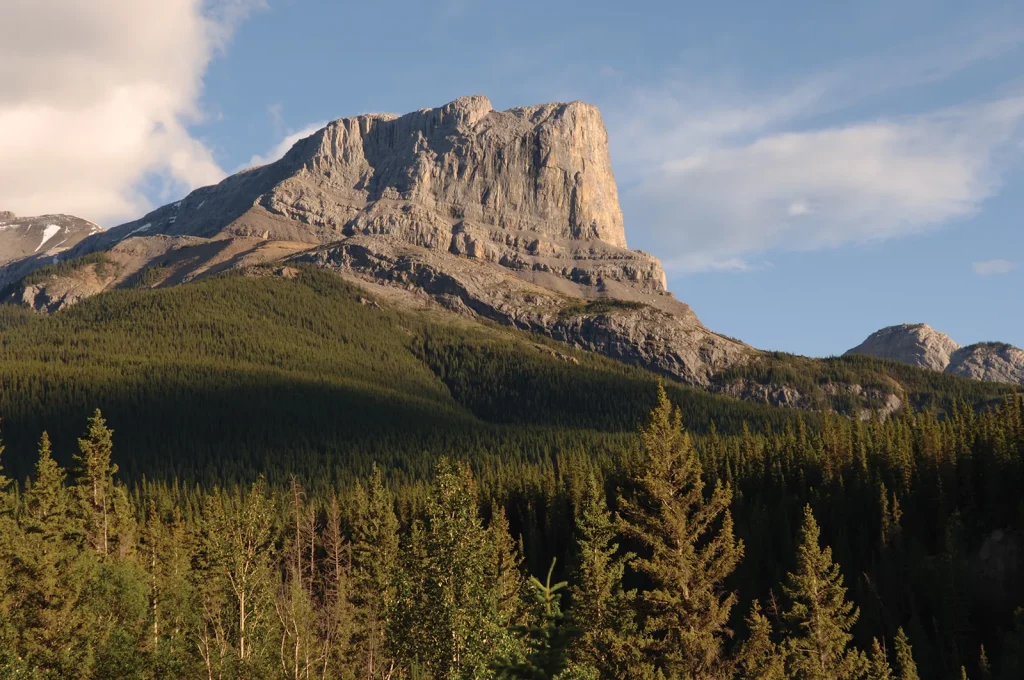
<box><xmin>0</xmin><ymin>211</ymin><xmax>101</xmax><ymax>266</ymax></box>
<box><xmin>847</xmin><ymin>324</ymin><xmax>1024</xmax><ymax>385</ymax></box>
<box><xmin>83</xmin><ymin>95</ymin><xmax>664</xmax><ymax>293</ymax></box>
<box><xmin>284</xmin><ymin>95</ymin><xmax>629</xmax><ymax>248</ymax></box>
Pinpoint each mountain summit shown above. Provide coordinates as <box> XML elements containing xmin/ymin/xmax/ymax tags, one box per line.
<box><xmin>3</xmin><ymin>96</ymin><xmax>748</xmax><ymax>385</ymax></box>
<box><xmin>82</xmin><ymin>95</ymin><xmax>664</xmax><ymax>293</ymax></box>
<box><xmin>0</xmin><ymin>211</ymin><xmax>101</xmax><ymax>266</ymax></box>
<box><xmin>847</xmin><ymin>323</ymin><xmax>1024</xmax><ymax>385</ymax></box>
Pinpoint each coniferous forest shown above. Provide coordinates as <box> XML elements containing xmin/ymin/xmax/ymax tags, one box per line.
<box><xmin>0</xmin><ymin>270</ymin><xmax>1022</xmax><ymax>678</ymax></box>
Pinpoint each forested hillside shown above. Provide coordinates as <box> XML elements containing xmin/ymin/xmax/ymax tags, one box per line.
<box><xmin>1</xmin><ymin>266</ymin><xmax>1022</xmax><ymax>678</ymax></box>
<box><xmin>1</xmin><ymin>390</ymin><xmax>1022</xmax><ymax>678</ymax></box>
<box><xmin>0</xmin><ymin>266</ymin><xmax>812</xmax><ymax>486</ymax></box>
<box><xmin>0</xmin><ymin>266</ymin><xmax>1010</xmax><ymax>487</ymax></box>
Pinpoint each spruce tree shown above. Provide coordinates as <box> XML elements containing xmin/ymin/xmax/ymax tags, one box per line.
<box><xmin>568</xmin><ymin>473</ymin><xmax>648</xmax><ymax>678</ymax></box>
<box><xmin>14</xmin><ymin>432</ymin><xmax>95</xmax><ymax>677</ymax></box>
<box><xmin>734</xmin><ymin>601</ymin><xmax>785</xmax><ymax>680</ymax></box>
<box><xmin>892</xmin><ymin>628</ymin><xmax>919</xmax><ymax>680</ymax></box>
<box><xmin>867</xmin><ymin>639</ymin><xmax>894</xmax><ymax>680</ymax></box>
<box><xmin>350</xmin><ymin>464</ymin><xmax>399</xmax><ymax>679</ymax></box>
<box><xmin>618</xmin><ymin>384</ymin><xmax>744</xmax><ymax>678</ymax></box>
<box><xmin>492</xmin><ymin>560</ymin><xmax>574</xmax><ymax>680</ymax></box>
<box><xmin>782</xmin><ymin>505</ymin><xmax>866</xmax><ymax>680</ymax></box>
<box><xmin>73</xmin><ymin>409</ymin><xmax>124</xmax><ymax>558</ymax></box>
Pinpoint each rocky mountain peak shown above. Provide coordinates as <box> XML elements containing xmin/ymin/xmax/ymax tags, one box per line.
<box><xmin>1</xmin><ymin>96</ymin><xmax>749</xmax><ymax>387</ymax></box>
<box><xmin>71</xmin><ymin>96</ymin><xmax>656</xmax><ymax>296</ymax></box>
<box><xmin>846</xmin><ymin>323</ymin><xmax>960</xmax><ymax>372</ymax></box>
<box><xmin>848</xmin><ymin>324</ymin><xmax>1024</xmax><ymax>385</ymax></box>
<box><xmin>0</xmin><ymin>212</ymin><xmax>102</xmax><ymax>266</ymax></box>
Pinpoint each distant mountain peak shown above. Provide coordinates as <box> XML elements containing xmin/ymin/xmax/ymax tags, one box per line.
<box><xmin>0</xmin><ymin>212</ymin><xmax>102</xmax><ymax>266</ymax></box>
<box><xmin>847</xmin><ymin>324</ymin><xmax>1023</xmax><ymax>385</ymax></box>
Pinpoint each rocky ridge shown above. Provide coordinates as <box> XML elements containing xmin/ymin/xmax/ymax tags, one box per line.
<box><xmin>847</xmin><ymin>324</ymin><xmax>1024</xmax><ymax>385</ymax></box>
<box><xmin>0</xmin><ymin>211</ymin><xmax>101</xmax><ymax>266</ymax></box>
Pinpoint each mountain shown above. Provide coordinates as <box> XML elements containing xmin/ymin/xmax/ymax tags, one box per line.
<box><xmin>846</xmin><ymin>323</ymin><xmax>961</xmax><ymax>372</ymax></box>
<box><xmin>2</xmin><ymin>95</ymin><xmax>1016</xmax><ymax>412</ymax></box>
<box><xmin>847</xmin><ymin>323</ymin><xmax>1024</xmax><ymax>385</ymax></box>
<box><xmin>0</xmin><ymin>211</ymin><xmax>101</xmax><ymax>266</ymax></box>
<box><xmin>1</xmin><ymin>95</ymin><xmax>748</xmax><ymax>386</ymax></box>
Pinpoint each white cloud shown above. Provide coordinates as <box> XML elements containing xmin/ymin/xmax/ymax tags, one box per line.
<box><xmin>244</xmin><ymin>122</ymin><xmax>327</xmax><ymax>170</ymax></box>
<box><xmin>787</xmin><ymin>201</ymin><xmax>811</xmax><ymax>217</ymax></box>
<box><xmin>0</xmin><ymin>0</ymin><xmax>262</xmax><ymax>226</ymax></box>
<box><xmin>974</xmin><ymin>259</ymin><xmax>1014</xmax><ymax>276</ymax></box>
<box><xmin>609</xmin><ymin>30</ymin><xmax>1024</xmax><ymax>273</ymax></box>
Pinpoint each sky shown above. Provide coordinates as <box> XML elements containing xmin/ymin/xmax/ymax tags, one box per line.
<box><xmin>1</xmin><ymin>0</ymin><xmax>1022</xmax><ymax>357</ymax></box>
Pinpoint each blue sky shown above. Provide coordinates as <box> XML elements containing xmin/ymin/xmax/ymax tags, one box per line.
<box><xmin>2</xmin><ymin>0</ymin><xmax>1021</xmax><ymax>356</ymax></box>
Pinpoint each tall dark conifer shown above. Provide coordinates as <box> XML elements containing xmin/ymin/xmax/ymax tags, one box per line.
<box><xmin>618</xmin><ymin>385</ymin><xmax>744</xmax><ymax>679</ymax></box>
<box><xmin>782</xmin><ymin>505</ymin><xmax>866</xmax><ymax>680</ymax></box>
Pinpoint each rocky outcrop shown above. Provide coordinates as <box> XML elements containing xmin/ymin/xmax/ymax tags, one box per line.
<box><xmin>846</xmin><ymin>323</ymin><xmax>960</xmax><ymax>372</ymax></box>
<box><xmin>0</xmin><ymin>211</ymin><xmax>101</xmax><ymax>265</ymax></box>
<box><xmin>848</xmin><ymin>324</ymin><xmax>1024</xmax><ymax>385</ymax></box>
<box><xmin>947</xmin><ymin>343</ymin><xmax>1024</xmax><ymax>385</ymax></box>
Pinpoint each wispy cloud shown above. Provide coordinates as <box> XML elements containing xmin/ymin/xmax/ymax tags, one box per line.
<box><xmin>974</xmin><ymin>259</ymin><xmax>1015</xmax><ymax>276</ymax></box>
<box><xmin>244</xmin><ymin>122</ymin><xmax>328</xmax><ymax>170</ymax></box>
<box><xmin>609</xmin><ymin>28</ymin><xmax>1024</xmax><ymax>273</ymax></box>
<box><xmin>0</xmin><ymin>0</ymin><xmax>264</xmax><ymax>226</ymax></box>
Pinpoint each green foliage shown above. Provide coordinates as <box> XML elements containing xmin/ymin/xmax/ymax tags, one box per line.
<box><xmin>492</xmin><ymin>560</ymin><xmax>575</xmax><ymax>680</ymax></box>
<box><xmin>0</xmin><ymin>270</ymin><xmax>1022</xmax><ymax>678</ymax></box>
<box><xmin>782</xmin><ymin>506</ymin><xmax>866</xmax><ymax>680</ymax></box>
<box><xmin>568</xmin><ymin>474</ymin><xmax>645</xmax><ymax>678</ymax></box>
<box><xmin>0</xmin><ymin>268</ymin><xmax>807</xmax><ymax>489</ymax></box>
<box><xmin>617</xmin><ymin>384</ymin><xmax>743</xmax><ymax>679</ymax></box>
<box><xmin>892</xmin><ymin>628</ymin><xmax>919</xmax><ymax>680</ymax></box>
<box><xmin>735</xmin><ymin>601</ymin><xmax>786</xmax><ymax>680</ymax></box>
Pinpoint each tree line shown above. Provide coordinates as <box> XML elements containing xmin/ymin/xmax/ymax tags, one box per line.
<box><xmin>3</xmin><ymin>388</ymin><xmax>1023</xmax><ymax>678</ymax></box>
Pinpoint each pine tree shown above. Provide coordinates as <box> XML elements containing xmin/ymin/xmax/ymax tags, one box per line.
<box><xmin>492</xmin><ymin>560</ymin><xmax>575</xmax><ymax>679</ymax></box>
<box><xmin>350</xmin><ymin>464</ymin><xmax>399</xmax><ymax>679</ymax></box>
<box><xmin>979</xmin><ymin>645</ymin><xmax>992</xmax><ymax>680</ymax></box>
<box><xmin>489</xmin><ymin>506</ymin><xmax>525</xmax><ymax>631</ymax></box>
<box><xmin>892</xmin><ymin>628</ymin><xmax>919</xmax><ymax>680</ymax></box>
<box><xmin>867</xmin><ymin>639</ymin><xmax>894</xmax><ymax>680</ymax></box>
<box><xmin>13</xmin><ymin>432</ymin><xmax>96</xmax><ymax>677</ymax></box>
<box><xmin>568</xmin><ymin>473</ymin><xmax>648</xmax><ymax>679</ymax></box>
<box><xmin>734</xmin><ymin>601</ymin><xmax>785</xmax><ymax>680</ymax></box>
<box><xmin>73</xmin><ymin>409</ymin><xmax>125</xmax><ymax>558</ymax></box>
<box><xmin>782</xmin><ymin>505</ymin><xmax>866</xmax><ymax>680</ymax></box>
<box><xmin>618</xmin><ymin>384</ymin><xmax>744</xmax><ymax>678</ymax></box>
